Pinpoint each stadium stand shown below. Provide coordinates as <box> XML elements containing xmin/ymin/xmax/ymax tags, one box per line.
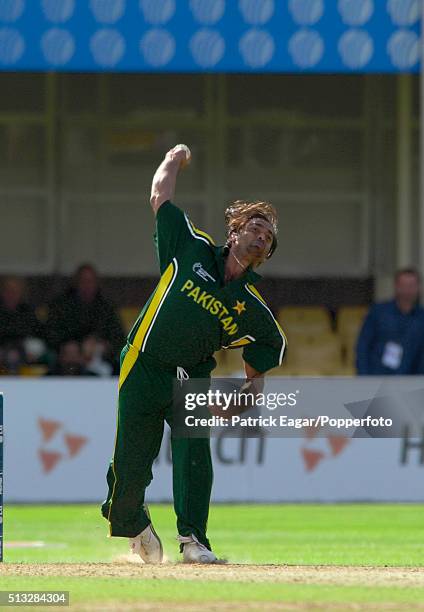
<box><xmin>337</xmin><ymin>305</ymin><xmax>368</xmax><ymax>370</ymax></box>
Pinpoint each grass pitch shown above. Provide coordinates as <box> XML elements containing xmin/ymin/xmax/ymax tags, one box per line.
<box><xmin>1</xmin><ymin>504</ymin><xmax>424</xmax><ymax>610</ymax></box>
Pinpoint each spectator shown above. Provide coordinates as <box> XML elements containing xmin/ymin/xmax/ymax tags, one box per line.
<box><xmin>81</xmin><ymin>335</ymin><xmax>113</xmax><ymax>377</ymax></box>
<box><xmin>0</xmin><ymin>276</ymin><xmax>45</xmax><ymax>348</ymax></box>
<box><xmin>45</xmin><ymin>340</ymin><xmax>97</xmax><ymax>376</ymax></box>
<box><xmin>0</xmin><ymin>343</ymin><xmax>26</xmax><ymax>376</ymax></box>
<box><xmin>46</xmin><ymin>264</ymin><xmax>125</xmax><ymax>367</ymax></box>
<box><xmin>356</xmin><ymin>268</ymin><xmax>424</xmax><ymax>375</ymax></box>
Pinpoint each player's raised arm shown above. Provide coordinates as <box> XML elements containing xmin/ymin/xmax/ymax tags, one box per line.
<box><xmin>150</xmin><ymin>144</ymin><xmax>191</xmax><ymax>215</ymax></box>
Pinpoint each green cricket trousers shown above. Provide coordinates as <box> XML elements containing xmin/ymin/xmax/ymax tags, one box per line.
<box><xmin>101</xmin><ymin>343</ymin><xmax>213</xmax><ymax>549</ymax></box>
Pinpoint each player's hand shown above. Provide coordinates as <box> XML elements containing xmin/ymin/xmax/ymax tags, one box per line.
<box><xmin>166</xmin><ymin>144</ymin><xmax>191</xmax><ymax>169</ymax></box>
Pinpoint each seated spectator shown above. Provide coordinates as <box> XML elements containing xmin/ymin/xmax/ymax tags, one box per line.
<box><xmin>356</xmin><ymin>268</ymin><xmax>424</xmax><ymax>375</ymax></box>
<box><xmin>0</xmin><ymin>276</ymin><xmax>46</xmax><ymax>374</ymax></box>
<box><xmin>81</xmin><ymin>335</ymin><xmax>113</xmax><ymax>377</ymax></box>
<box><xmin>0</xmin><ymin>276</ymin><xmax>45</xmax><ymax>348</ymax></box>
<box><xmin>45</xmin><ymin>340</ymin><xmax>97</xmax><ymax>376</ymax></box>
<box><xmin>0</xmin><ymin>343</ymin><xmax>26</xmax><ymax>376</ymax></box>
<box><xmin>46</xmin><ymin>264</ymin><xmax>125</xmax><ymax>368</ymax></box>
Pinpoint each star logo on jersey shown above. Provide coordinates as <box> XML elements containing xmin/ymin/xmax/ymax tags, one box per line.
<box><xmin>233</xmin><ymin>300</ymin><xmax>246</xmax><ymax>315</ymax></box>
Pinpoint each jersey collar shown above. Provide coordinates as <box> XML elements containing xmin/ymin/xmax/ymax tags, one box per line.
<box><xmin>213</xmin><ymin>246</ymin><xmax>262</xmax><ymax>286</ymax></box>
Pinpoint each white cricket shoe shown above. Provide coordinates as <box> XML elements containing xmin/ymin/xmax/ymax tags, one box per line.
<box><xmin>178</xmin><ymin>534</ymin><xmax>218</xmax><ymax>564</ymax></box>
<box><xmin>129</xmin><ymin>507</ymin><xmax>163</xmax><ymax>564</ymax></box>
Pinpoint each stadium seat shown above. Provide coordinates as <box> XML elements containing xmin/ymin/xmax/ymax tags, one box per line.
<box><xmin>119</xmin><ymin>306</ymin><xmax>141</xmax><ymax>335</ymax></box>
<box><xmin>283</xmin><ymin>332</ymin><xmax>343</xmax><ymax>375</ymax></box>
<box><xmin>18</xmin><ymin>364</ymin><xmax>48</xmax><ymax>377</ymax></box>
<box><xmin>337</xmin><ymin>305</ymin><xmax>368</xmax><ymax>368</ymax></box>
<box><xmin>337</xmin><ymin>305</ymin><xmax>368</xmax><ymax>337</ymax></box>
<box><xmin>278</xmin><ymin>306</ymin><xmax>332</xmax><ymax>336</ymax></box>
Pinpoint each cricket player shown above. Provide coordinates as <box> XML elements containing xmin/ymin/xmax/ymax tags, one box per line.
<box><xmin>101</xmin><ymin>144</ymin><xmax>286</xmax><ymax>563</ymax></box>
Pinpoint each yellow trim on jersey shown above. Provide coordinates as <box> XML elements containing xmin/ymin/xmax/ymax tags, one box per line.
<box><xmin>246</xmin><ymin>283</ymin><xmax>267</xmax><ymax>306</ymax></box>
<box><xmin>222</xmin><ymin>334</ymin><xmax>255</xmax><ymax>349</ymax></box>
<box><xmin>246</xmin><ymin>283</ymin><xmax>288</xmax><ymax>346</ymax></box>
<box><xmin>189</xmin><ymin>219</ymin><xmax>216</xmax><ymax>245</ymax></box>
<box><xmin>133</xmin><ymin>260</ymin><xmax>175</xmax><ymax>350</ymax></box>
<box><xmin>118</xmin><ymin>260</ymin><xmax>176</xmax><ymax>389</ymax></box>
<box><xmin>118</xmin><ymin>344</ymin><xmax>139</xmax><ymax>390</ymax></box>
<box><xmin>228</xmin><ymin>338</ymin><xmax>251</xmax><ymax>348</ymax></box>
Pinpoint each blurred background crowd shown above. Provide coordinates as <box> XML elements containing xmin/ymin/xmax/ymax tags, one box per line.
<box><xmin>0</xmin><ymin>264</ymin><xmax>125</xmax><ymax>377</ymax></box>
<box><xmin>2</xmin><ymin>263</ymin><xmax>424</xmax><ymax>378</ymax></box>
<box><xmin>0</xmin><ymin>39</ymin><xmax>422</xmax><ymax>381</ymax></box>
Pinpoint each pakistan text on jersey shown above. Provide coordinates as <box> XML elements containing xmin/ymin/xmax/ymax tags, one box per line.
<box><xmin>181</xmin><ymin>279</ymin><xmax>238</xmax><ymax>335</ymax></box>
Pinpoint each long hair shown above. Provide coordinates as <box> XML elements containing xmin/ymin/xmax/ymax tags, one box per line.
<box><xmin>224</xmin><ymin>200</ymin><xmax>278</xmax><ymax>258</ymax></box>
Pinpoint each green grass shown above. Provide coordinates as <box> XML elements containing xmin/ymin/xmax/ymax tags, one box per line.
<box><xmin>2</xmin><ymin>504</ymin><xmax>424</xmax><ymax>608</ymax></box>
<box><xmin>4</xmin><ymin>503</ymin><xmax>424</xmax><ymax>565</ymax></box>
<box><xmin>1</xmin><ymin>577</ymin><xmax>424</xmax><ymax>606</ymax></box>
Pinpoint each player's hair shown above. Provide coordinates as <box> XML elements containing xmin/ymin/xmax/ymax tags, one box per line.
<box><xmin>224</xmin><ymin>200</ymin><xmax>278</xmax><ymax>259</ymax></box>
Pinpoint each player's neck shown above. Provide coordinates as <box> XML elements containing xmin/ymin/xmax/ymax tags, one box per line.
<box><xmin>224</xmin><ymin>248</ymin><xmax>250</xmax><ymax>283</ymax></box>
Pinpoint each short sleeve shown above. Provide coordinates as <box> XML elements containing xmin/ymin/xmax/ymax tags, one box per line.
<box><xmin>242</xmin><ymin>319</ymin><xmax>286</xmax><ymax>373</ymax></box>
<box><xmin>153</xmin><ymin>201</ymin><xmax>194</xmax><ymax>273</ymax></box>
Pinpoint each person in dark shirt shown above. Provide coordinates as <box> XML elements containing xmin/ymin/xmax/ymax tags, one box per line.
<box><xmin>45</xmin><ymin>340</ymin><xmax>97</xmax><ymax>376</ymax></box>
<box><xmin>0</xmin><ymin>276</ymin><xmax>44</xmax><ymax>347</ymax></box>
<box><xmin>46</xmin><ymin>264</ymin><xmax>125</xmax><ymax>366</ymax></box>
<box><xmin>356</xmin><ymin>268</ymin><xmax>424</xmax><ymax>375</ymax></box>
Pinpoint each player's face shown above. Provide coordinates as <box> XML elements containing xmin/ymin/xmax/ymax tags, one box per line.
<box><xmin>237</xmin><ymin>218</ymin><xmax>275</xmax><ymax>265</ymax></box>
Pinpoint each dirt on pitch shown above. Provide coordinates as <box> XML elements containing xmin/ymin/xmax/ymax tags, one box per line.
<box><xmin>1</xmin><ymin>559</ymin><xmax>424</xmax><ymax>587</ymax></box>
<box><xmin>2</xmin><ymin>562</ymin><xmax>424</xmax><ymax>611</ymax></box>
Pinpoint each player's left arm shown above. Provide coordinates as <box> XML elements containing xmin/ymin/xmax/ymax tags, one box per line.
<box><xmin>210</xmin><ymin>314</ymin><xmax>287</xmax><ymax>417</ymax></box>
<box><xmin>208</xmin><ymin>362</ymin><xmax>265</xmax><ymax>419</ymax></box>
<box><xmin>243</xmin><ymin>361</ymin><xmax>265</xmax><ymax>393</ymax></box>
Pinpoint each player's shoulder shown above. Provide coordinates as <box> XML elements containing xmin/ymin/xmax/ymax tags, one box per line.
<box><xmin>157</xmin><ymin>200</ymin><xmax>216</xmax><ymax>247</ymax></box>
<box><xmin>183</xmin><ymin>212</ymin><xmax>216</xmax><ymax>247</ymax></box>
<box><xmin>156</xmin><ymin>199</ymin><xmax>181</xmax><ymax>220</ymax></box>
<box><xmin>243</xmin><ymin>282</ymin><xmax>287</xmax><ymax>348</ymax></box>
<box><xmin>243</xmin><ymin>283</ymin><xmax>275</xmax><ymax>322</ymax></box>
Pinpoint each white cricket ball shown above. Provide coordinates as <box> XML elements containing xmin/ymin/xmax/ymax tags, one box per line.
<box><xmin>176</xmin><ymin>143</ymin><xmax>191</xmax><ymax>167</ymax></box>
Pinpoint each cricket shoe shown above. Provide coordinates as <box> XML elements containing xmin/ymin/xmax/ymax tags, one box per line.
<box><xmin>178</xmin><ymin>534</ymin><xmax>218</xmax><ymax>564</ymax></box>
<box><xmin>129</xmin><ymin>506</ymin><xmax>163</xmax><ymax>564</ymax></box>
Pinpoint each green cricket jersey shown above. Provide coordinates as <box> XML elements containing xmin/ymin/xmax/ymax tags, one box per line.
<box><xmin>122</xmin><ymin>201</ymin><xmax>286</xmax><ymax>383</ymax></box>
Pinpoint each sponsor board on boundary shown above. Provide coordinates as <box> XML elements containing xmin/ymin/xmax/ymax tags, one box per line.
<box><xmin>1</xmin><ymin>378</ymin><xmax>423</xmax><ymax>503</ymax></box>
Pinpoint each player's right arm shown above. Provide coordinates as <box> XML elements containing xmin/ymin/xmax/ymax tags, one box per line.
<box><xmin>150</xmin><ymin>145</ymin><xmax>191</xmax><ymax>215</ymax></box>
<box><xmin>151</xmin><ymin>145</ymin><xmax>210</xmax><ymax>274</ymax></box>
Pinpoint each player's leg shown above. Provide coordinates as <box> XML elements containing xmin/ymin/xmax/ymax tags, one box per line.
<box><xmin>166</xmin><ymin>369</ymin><xmax>217</xmax><ymax>562</ymax></box>
<box><xmin>101</xmin><ymin>346</ymin><xmax>166</xmax><ymax>538</ymax></box>
<box><xmin>170</xmin><ymin>435</ymin><xmax>213</xmax><ymax>551</ymax></box>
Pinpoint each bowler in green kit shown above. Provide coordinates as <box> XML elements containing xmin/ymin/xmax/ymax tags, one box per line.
<box><xmin>101</xmin><ymin>144</ymin><xmax>286</xmax><ymax>563</ymax></box>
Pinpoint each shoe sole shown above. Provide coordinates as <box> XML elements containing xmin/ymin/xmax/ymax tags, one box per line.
<box><xmin>182</xmin><ymin>557</ymin><xmax>227</xmax><ymax>565</ymax></box>
<box><xmin>143</xmin><ymin>503</ymin><xmax>163</xmax><ymax>563</ymax></box>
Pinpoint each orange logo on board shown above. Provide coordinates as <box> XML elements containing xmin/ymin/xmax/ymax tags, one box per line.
<box><xmin>37</xmin><ymin>417</ymin><xmax>88</xmax><ymax>474</ymax></box>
